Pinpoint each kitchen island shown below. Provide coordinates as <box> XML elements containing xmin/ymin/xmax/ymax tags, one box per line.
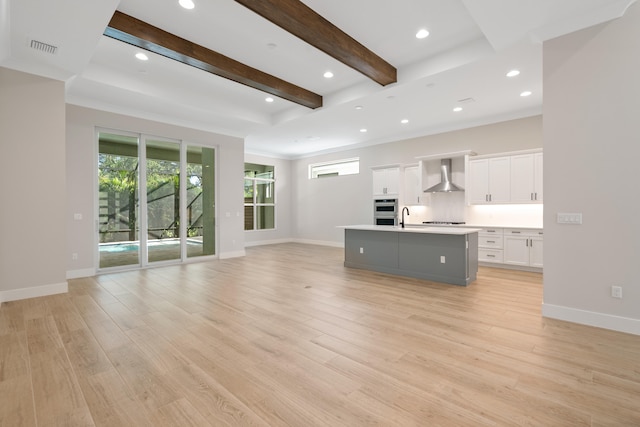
<box><xmin>341</xmin><ymin>225</ymin><xmax>481</xmax><ymax>286</ymax></box>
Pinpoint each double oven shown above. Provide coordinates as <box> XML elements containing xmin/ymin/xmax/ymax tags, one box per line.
<box><xmin>373</xmin><ymin>198</ymin><xmax>398</xmax><ymax>226</ymax></box>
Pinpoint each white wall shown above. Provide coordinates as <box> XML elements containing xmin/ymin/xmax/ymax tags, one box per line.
<box><xmin>0</xmin><ymin>68</ymin><xmax>67</xmax><ymax>301</ymax></box>
<box><xmin>291</xmin><ymin>116</ymin><xmax>543</xmax><ymax>245</ymax></box>
<box><xmin>244</xmin><ymin>153</ymin><xmax>293</xmax><ymax>246</ymax></box>
<box><xmin>66</xmin><ymin>104</ymin><xmax>246</xmax><ymax>278</ymax></box>
<box><xmin>542</xmin><ymin>2</ymin><xmax>640</xmax><ymax>335</ymax></box>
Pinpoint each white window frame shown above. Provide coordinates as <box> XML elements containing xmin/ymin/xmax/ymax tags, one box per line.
<box><xmin>309</xmin><ymin>157</ymin><xmax>359</xmax><ymax>179</ymax></box>
<box><xmin>244</xmin><ymin>164</ymin><xmax>276</xmax><ymax>231</ymax></box>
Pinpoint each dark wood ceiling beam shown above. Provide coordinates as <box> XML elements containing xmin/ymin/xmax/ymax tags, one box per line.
<box><xmin>104</xmin><ymin>11</ymin><xmax>322</xmax><ymax>109</ymax></box>
<box><xmin>234</xmin><ymin>0</ymin><xmax>397</xmax><ymax>86</ymax></box>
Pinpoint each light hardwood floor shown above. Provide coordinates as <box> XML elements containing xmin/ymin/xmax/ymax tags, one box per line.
<box><xmin>1</xmin><ymin>243</ymin><xmax>639</xmax><ymax>426</ymax></box>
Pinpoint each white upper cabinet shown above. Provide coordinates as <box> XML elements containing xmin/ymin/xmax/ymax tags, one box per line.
<box><xmin>372</xmin><ymin>166</ymin><xmax>400</xmax><ymax>198</ymax></box>
<box><xmin>467</xmin><ymin>157</ymin><xmax>511</xmax><ymax>204</ymax></box>
<box><xmin>467</xmin><ymin>150</ymin><xmax>542</xmax><ymax>205</ymax></box>
<box><xmin>510</xmin><ymin>152</ymin><xmax>543</xmax><ymax>203</ymax></box>
<box><xmin>403</xmin><ymin>165</ymin><xmax>421</xmax><ymax>205</ymax></box>
<box><xmin>534</xmin><ymin>152</ymin><xmax>543</xmax><ymax>202</ymax></box>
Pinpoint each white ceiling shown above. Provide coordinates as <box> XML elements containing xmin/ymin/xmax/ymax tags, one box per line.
<box><xmin>1</xmin><ymin>0</ymin><xmax>635</xmax><ymax>158</ymax></box>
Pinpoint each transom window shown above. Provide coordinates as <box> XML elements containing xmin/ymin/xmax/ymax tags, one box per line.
<box><xmin>309</xmin><ymin>157</ymin><xmax>359</xmax><ymax>179</ymax></box>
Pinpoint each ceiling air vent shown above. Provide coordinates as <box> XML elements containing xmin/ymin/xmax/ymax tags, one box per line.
<box><xmin>30</xmin><ymin>39</ymin><xmax>58</xmax><ymax>55</ymax></box>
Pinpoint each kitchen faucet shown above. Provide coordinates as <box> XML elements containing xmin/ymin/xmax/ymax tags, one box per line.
<box><xmin>400</xmin><ymin>207</ymin><xmax>409</xmax><ymax>228</ymax></box>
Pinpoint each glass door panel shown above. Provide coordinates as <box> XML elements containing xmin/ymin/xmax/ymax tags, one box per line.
<box><xmin>187</xmin><ymin>145</ymin><xmax>216</xmax><ymax>258</ymax></box>
<box><xmin>98</xmin><ymin>132</ymin><xmax>140</xmax><ymax>268</ymax></box>
<box><xmin>146</xmin><ymin>139</ymin><xmax>181</xmax><ymax>263</ymax></box>
<box><xmin>256</xmin><ymin>205</ymin><xmax>275</xmax><ymax>230</ymax></box>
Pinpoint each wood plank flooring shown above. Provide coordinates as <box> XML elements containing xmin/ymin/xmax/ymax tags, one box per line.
<box><xmin>1</xmin><ymin>243</ymin><xmax>639</xmax><ymax>426</ymax></box>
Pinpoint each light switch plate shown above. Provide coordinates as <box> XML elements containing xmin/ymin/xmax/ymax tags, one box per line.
<box><xmin>557</xmin><ymin>213</ymin><xmax>582</xmax><ymax>224</ymax></box>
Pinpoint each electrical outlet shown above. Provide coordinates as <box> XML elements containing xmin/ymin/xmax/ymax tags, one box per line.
<box><xmin>359</xmin><ymin>247</ymin><xmax>364</xmax><ymax>254</ymax></box>
<box><xmin>611</xmin><ymin>286</ymin><xmax>622</xmax><ymax>299</ymax></box>
<box><xmin>72</xmin><ymin>253</ymin><xmax>78</xmax><ymax>260</ymax></box>
<box><xmin>440</xmin><ymin>256</ymin><xmax>445</xmax><ymax>264</ymax></box>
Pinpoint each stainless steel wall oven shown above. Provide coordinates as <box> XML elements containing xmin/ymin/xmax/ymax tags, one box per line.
<box><xmin>374</xmin><ymin>198</ymin><xmax>398</xmax><ymax>226</ymax></box>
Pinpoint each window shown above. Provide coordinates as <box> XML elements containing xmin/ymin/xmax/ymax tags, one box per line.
<box><xmin>244</xmin><ymin>163</ymin><xmax>275</xmax><ymax>230</ymax></box>
<box><xmin>309</xmin><ymin>157</ymin><xmax>359</xmax><ymax>179</ymax></box>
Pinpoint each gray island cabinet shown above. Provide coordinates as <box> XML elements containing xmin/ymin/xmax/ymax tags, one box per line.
<box><xmin>341</xmin><ymin>225</ymin><xmax>481</xmax><ymax>286</ymax></box>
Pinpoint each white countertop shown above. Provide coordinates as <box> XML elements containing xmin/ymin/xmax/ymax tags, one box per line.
<box><xmin>339</xmin><ymin>225</ymin><xmax>482</xmax><ymax>235</ymax></box>
<box><xmin>405</xmin><ymin>223</ymin><xmax>544</xmax><ymax>230</ymax></box>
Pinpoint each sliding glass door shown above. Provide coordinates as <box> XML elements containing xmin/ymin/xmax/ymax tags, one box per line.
<box><xmin>98</xmin><ymin>132</ymin><xmax>141</xmax><ymax>269</ymax></box>
<box><xmin>186</xmin><ymin>145</ymin><xmax>216</xmax><ymax>258</ymax></box>
<box><xmin>145</xmin><ymin>139</ymin><xmax>181</xmax><ymax>264</ymax></box>
<box><xmin>97</xmin><ymin>131</ymin><xmax>216</xmax><ymax>270</ymax></box>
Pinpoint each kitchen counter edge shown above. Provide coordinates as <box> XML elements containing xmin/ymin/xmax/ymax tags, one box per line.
<box><xmin>338</xmin><ymin>225</ymin><xmax>482</xmax><ymax>235</ymax></box>
<box><xmin>404</xmin><ymin>224</ymin><xmax>543</xmax><ymax>230</ymax></box>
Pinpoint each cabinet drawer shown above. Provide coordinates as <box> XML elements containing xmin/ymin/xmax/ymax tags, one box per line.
<box><xmin>479</xmin><ymin>249</ymin><xmax>503</xmax><ymax>263</ymax></box>
<box><xmin>479</xmin><ymin>235</ymin><xmax>503</xmax><ymax>249</ymax></box>
<box><xmin>504</xmin><ymin>228</ymin><xmax>543</xmax><ymax>238</ymax></box>
<box><xmin>480</xmin><ymin>228</ymin><xmax>504</xmax><ymax>236</ymax></box>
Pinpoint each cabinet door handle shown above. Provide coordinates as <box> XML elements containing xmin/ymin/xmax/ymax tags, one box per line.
<box><xmin>487</xmin><ymin>240</ymin><xmax>495</xmax><ymax>243</ymax></box>
<box><xmin>487</xmin><ymin>254</ymin><xmax>495</xmax><ymax>258</ymax></box>
<box><xmin>512</xmin><ymin>231</ymin><xmax>521</xmax><ymax>234</ymax></box>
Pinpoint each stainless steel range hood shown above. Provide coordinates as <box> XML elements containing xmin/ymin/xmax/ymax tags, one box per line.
<box><xmin>424</xmin><ymin>159</ymin><xmax>464</xmax><ymax>193</ymax></box>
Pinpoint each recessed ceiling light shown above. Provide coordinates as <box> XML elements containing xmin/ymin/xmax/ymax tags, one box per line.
<box><xmin>135</xmin><ymin>52</ymin><xmax>148</xmax><ymax>61</ymax></box>
<box><xmin>506</xmin><ymin>69</ymin><xmax>520</xmax><ymax>77</ymax></box>
<box><xmin>323</xmin><ymin>71</ymin><xmax>334</xmax><ymax>78</ymax></box>
<box><xmin>355</xmin><ymin>105</ymin><xmax>363</xmax><ymax>110</ymax></box>
<box><xmin>179</xmin><ymin>0</ymin><xmax>195</xmax><ymax>9</ymax></box>
<box><xmin>360</xmin><ymin>128</ymin><xmax>367</xmax><ymax>133</ymax></box>
<box><xmin>520</xmin><ymin>91</ymin><xmax>532</xmax><ymax>97</ymax></box>
<box><xmin>453</xmin><ymin>107</ymin><xmax>463</xmax><ymax>112</ymax></box>
<box><xmin>265</xmin><ymin>97</ymin><xmax>274</xmax><ymax>103</ymax></box>
<box><xmin>416</xmin><ymin>29</ymin><xmax>430</xmax><ymax>39</ymax></box>
<box><xmin>401</xmin><ymin>119</ymin><xmax>409</xmax><ymax>124</ymax></box>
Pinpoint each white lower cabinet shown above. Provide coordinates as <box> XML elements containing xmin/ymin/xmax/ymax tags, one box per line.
<box><xmin>503</xmin><ymin>229</ymin><xmax>543</xmax><ymax>268</ymax></box>
<box><xmin>478</xmin><ymin>228</ymin><xmax>504</xmax><ymax>264</ymax></box>
<box><xmin>478</xmin><ymin>227</ymin><xmax>542</xmax><ymax>269</ymax></box>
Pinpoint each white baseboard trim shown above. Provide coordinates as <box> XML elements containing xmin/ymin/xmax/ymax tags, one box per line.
<box><xmin>219</xmin><ymin>250</ymin><xmax>246</xmax><ymax>259</ymax></box>
<box><xmin>478</xmin><ymin>262</ymin><xmax>542</xmax><ymax>273</ymax></box>
<box><xmin>291</xmin><ymin>238</ymin><xmax>344</xmax><ymax>248</ymax></box>
<box><xmin>245</xmin><ymin>238</ymin><xmax>294</xmax><ymax>247</ymax></box>
<box><xmin>0</xmin><ymin>281</ymin><xmax>68</xmax><ymax>303</ymax></box>
<box><xmin>67</xmin><ymin>268</ymin><xmax>96</xmax><ymax>280</ymax></box>
<box><xmin>244</xmin><ymin>239</ymin><xmax>344</xmax><ymax>249</ymax></box>
<box><xmin>542</xmin><ymin>303</ymin><xmax>640</xmax><ymax>336</ymax></box>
